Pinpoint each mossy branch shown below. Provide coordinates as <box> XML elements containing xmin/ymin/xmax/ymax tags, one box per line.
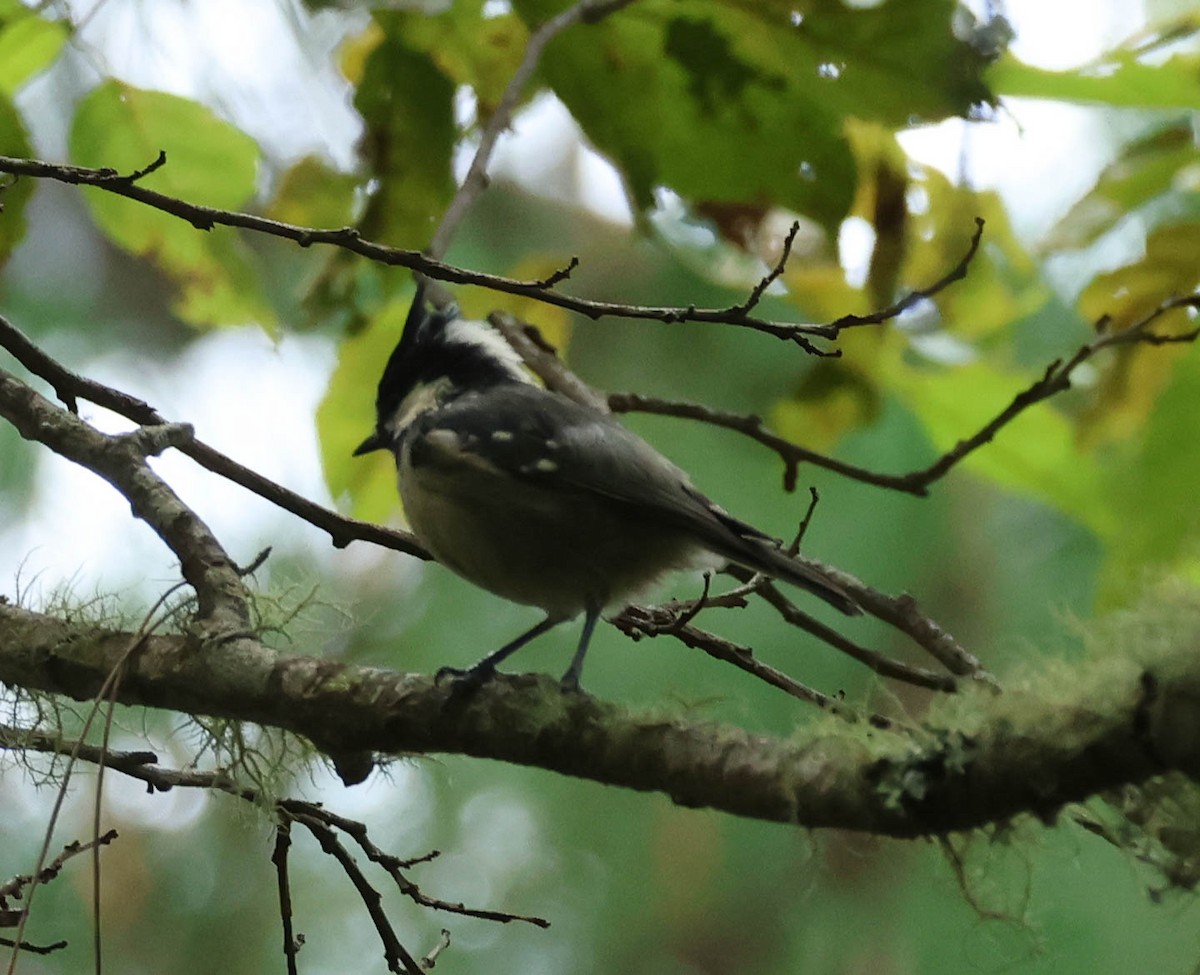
<box><xmin>3</xmin><ymin>595</ymin><xmax>1199</xmax><ymax>837</ymax></box>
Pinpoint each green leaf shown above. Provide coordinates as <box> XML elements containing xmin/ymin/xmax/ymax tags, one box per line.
<box><xmin>390</xmin><ymin>0</ymin><xmax>529</xmax><ymax>119</ymax></box>
<box><xmin>0</xmin><ymin>14</ymin><xmax>68</xmax><ymax>96</ymax></box>
<box><xmin>354</xmin><ymin>17</ymin><xmax>457</xmax><ymax>250</ymax></box>
<box><xmin>1044</xmin><ymin>119</ymin><xmax>1200</xmax><ymax>252</ymax></box>
<box><xmin>989</xmin><ymin>50</ymin><xmax>1200</xmax><ymax>108</ymax></box>
<box><xmin>512</xmin><ymin>0</ymin><xmax>991</xmax><ymax>231</ymax></box>
<box><xmin>907</xmin><ymin>176</ymin><xmax>1049</xmax><ymax>341</ymax></box>
<box><xmin>890</xmin><ymin>358</ymin><xmax>1114</xmax><ymax>535</ymax></box>
<box><xmin>265</xmin><ymin>155</ymin><xmax>361</xmax><ymax>229</ymax></box>
<box><xmin>1074</xmin><ymin>222</ymin><xmax>1200</xmax><ymax>448</ymax></box>
<box><xmin>318</xmin><ymin>297</ymin><xmax>413</xmax><ymax>524</ymax></box>
<box><xmin>0</xmin><ymin>91</ymin><xmax>32</xmax><ymax>267</ymax></box>
<box><xmin>68</xmin><ymin>81</ymin><xmax>273</xmax><ymax>329</ymax></box>
<box><xmin>303</xmin><ymin>17</ymin><xmax>457</xmax><ymax>327</ymax></box>
<box><xmin>1098</xmin><ymin>347</ymin><xmax>1200</xmax><ymax>605</ymax></box>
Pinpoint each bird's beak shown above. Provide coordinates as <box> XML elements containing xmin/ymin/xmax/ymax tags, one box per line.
<box><xmin>352</xmin><ymin>431</ymin><xmax>388</xmax><ymax>456</ymax></box>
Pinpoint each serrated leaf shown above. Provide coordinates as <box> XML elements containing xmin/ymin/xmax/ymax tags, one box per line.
<box><xmin>512</xmin><ymin>0</ymin><xmax>991</xmax><ymax>232</ymax></box>
<box><xmin>0</xmin><ymin>15</ymin><xmax>68</xmax><ymax>96</ymax></box>
<box><xmin>68</xmin><ymin>82</ymin><xmax>273</xmax><ymax>329</ymax></box>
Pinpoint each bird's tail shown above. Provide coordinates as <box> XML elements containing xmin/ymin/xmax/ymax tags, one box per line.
<box><xmin>735</xmin><ymin>541</ymin><xmax>861</xmax><ymax>616</ymax></box>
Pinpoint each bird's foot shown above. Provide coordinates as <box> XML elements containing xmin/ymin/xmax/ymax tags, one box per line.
<box><xmin>435</xmin><ymin>663</ymin><xmax>496</xmax><ymax>700</ymax></box>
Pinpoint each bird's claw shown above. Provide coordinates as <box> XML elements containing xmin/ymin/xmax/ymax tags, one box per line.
<box><xmin>435</xmin><ymin>663</ymin><xmax>495</xmax><ymax>699</ymax></box>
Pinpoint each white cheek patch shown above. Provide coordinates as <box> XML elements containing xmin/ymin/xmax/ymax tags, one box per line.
<box><xmin>389</xmin><ymin>380</ymin><xmax>449</xmax><ymax>436</ymax></box>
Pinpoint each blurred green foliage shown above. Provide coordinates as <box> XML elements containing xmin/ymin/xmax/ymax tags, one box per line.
<box><xmin>2</xmin><ymin>2</ymin><xmax>1200</xmax><ymax>974</ymax></box>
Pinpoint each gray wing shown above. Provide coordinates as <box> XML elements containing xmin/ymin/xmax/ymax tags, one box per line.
<box><xmin>423</xmin><ymin>385</ymin><xmax>859</xmax><ymax>615</ymax></box>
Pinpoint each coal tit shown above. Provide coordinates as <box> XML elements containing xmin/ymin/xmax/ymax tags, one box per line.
<box><xmin>354</xmin><ymin>286</ymin><xmax>860</xmax><ymax>691</ymax></box>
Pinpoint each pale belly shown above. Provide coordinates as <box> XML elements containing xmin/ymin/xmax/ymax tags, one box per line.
<box><xmin>398</xmin><ymin>453</ymin><xmax>709</xmax><ymax>620</ymax></box>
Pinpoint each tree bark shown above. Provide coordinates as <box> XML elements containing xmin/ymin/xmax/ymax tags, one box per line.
<box><xmin>3</xmin><ymin>599</ymin><xmax>1198</xmax><ymax>836</ymax></box>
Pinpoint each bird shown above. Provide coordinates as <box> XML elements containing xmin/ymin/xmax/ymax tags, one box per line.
<box><xmin>354</xmin><ymin>284</ymin><xmax>861</xmax><ymax>692</ymax></box>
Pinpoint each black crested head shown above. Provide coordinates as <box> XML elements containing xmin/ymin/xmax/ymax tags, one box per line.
<box><xmin>353</xmin><ymin>282</ymin><xmax>528</xmax><ymax>456</ymax></box>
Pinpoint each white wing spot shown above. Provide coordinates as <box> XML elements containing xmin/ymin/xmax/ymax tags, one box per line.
<box><xmin>425</xmin><ymin>428</ymin><xmax>462</xmax><ymax>453</ymax></box>
<box><xmin>491</xmin><ymin>430</ymin><xmax>514</xmax><ymax>442</ymax></box>
<box><xmin>534</xmin><ymin>458</ymin><xmax>558</xmax><ymax>473</ymax></box>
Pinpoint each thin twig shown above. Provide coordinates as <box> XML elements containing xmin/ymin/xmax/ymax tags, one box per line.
<box><xmin>752</xmin><ymin>579</ymin><xmax>959</xmax><ymax>691</ymax></box>
<box><xmin>607</xmin><ymin>391</ymin><xmax>921</xmax><ymax>493</ymax></box>
<box><xmin>0</xmin><ymin>832</ymin><xmax>119</xmax><ymax>902</ymax></box>
<box><xmin>276</xmin><ymin>802</ymin><xmax>549</xmax><ymax>928</ymax></box>
<box><xmin>0</xmin><ymin>313</ymin><xmax>428</xmax><ymax>560</ymax></box>
<box><xmin>910</xmin><ymin>294</ymin><xmax>1200</xmax><ymax>487</ymax></box>
<box><xmin>428</xmin><ymin>0</ymin><xmax>641</xmax><ymax>260</ymax></box>
<box><xmin>0</xmin><ymin>153</ymin><xmax>932</xmax><ymax>348</ymax></box>
<box><xmin>421</xmin><ymin>930</ymin><xmax>451</xmax><ymax>971</ymax></box>
<box><xmin>787</xmin><ymin>487</ymin><xmax>821</xmax><ymax>555</ymax></box>
<box><xmin>829</xmin><ymin>216</ymin><xmax>986</xmax><ymax>331</ymax></box>
<box><xmin>0</xmin><ymin>936</ymin><xmax>68</xmax><ymax>955</ymax></box>
<box><xmin>611</xmin><ymin>291</ymin><xmax>1200</xmax><ymax>496</ymax></box>
<box><xmin>272</xmin><ymin>822</ymin><xmax>301</xmax><ymax>975</ymax></box>
<box><xmin>2</xmin><ymin>583</ymin><xmax>182</xmax><ymax>975</ymax></box>
<box><xmin>0</xmin><ymin>722</ymin><xmax>550</xmax><ymax>931</ymax></box>
<box><xmin>727</xmin><ymin>220</ymin><xmax>803</xmax><ymax>317</ymax></box>
<box><xmin>612</xmin><ymin>603</ymin><xmax>899</xmax><ymax>727</ymax></box>
<box><xmin>287</xmin><ymin>809</ymin><xmax>425</xmax><ymax>975</ymax></box>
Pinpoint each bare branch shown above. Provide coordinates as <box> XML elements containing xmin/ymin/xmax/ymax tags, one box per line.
<box><xmin>287</xmin><ymin>809</ymin><xmax>425</xmax><ymax>975</ymax></box>
<box><xmin>0</xmin><ymin>313</ymin><xmax>428</xmax><ymax>561</ymax></box>
<box><xmin>272</xmin><ymin>822</ymin><xmax>302</xmax><ymax>975</ymax></box>
<box><xmin>611</xmin><ymin>601</ymin><xmax>901</xmax><ymax>729</ymax></box>
<box><xmin>828</xmin><ymin>217</ymin><xmax>986</xmax><ymax>332</ymax></box>
<box><xmin>0</xmin><ymin>720</ymin><xmax>549</xmax><ymax>931</ymax></box>
<box><xmin>0</xmin><ymin>831</ymin><xmax>119</xmax><ymax>902</ymax></box>
<box><xmin>613</xmin><ymin>291</ymin><xmax>1200</xmax><ymax>496</ymax></box>
<box><xmin>0</xmin><ymin>155</ymin><xmax>838</xmax><ymax>347</ymax></box>
<box><xmin>291</xmin><ymin>804</ymin><xmax>549</xmax><ymax>928</ymax></box>
<box><xmin>0</xmin><ymin>364</ymin><xmax>250</xmax><ymax>631</ymax></box>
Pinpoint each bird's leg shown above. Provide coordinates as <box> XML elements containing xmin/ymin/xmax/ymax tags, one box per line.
<box><xmin>558</xmin><ymin>606</ymin><xmax>600</xmax><ymax>692</ymax></box>
<box><xmin>436</xmin><ymin>614</ymin><xmax>563</xmax><ymax>688</ymax></box>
